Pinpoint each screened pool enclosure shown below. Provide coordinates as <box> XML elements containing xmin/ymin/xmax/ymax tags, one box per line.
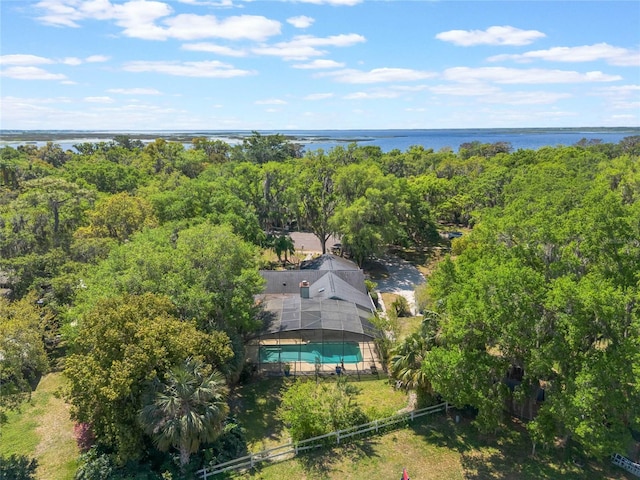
<box><xmin>248</xmin><ymin>255</ymin><xmax>381</xmax><ymax>376</ymax></box>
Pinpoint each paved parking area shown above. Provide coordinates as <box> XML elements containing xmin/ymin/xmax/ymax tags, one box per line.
<box><xmin>290</xmin><ymin>232</ymin><xmax>340</xmax><ymax>254</ymax></box>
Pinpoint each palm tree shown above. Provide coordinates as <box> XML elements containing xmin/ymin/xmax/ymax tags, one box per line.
<box><xmin>390</xmin><ymin>312</ymin><xmax>440</xmax><ymax>406</ymax></box>
<box><xmin>390</xmin><ymin>332</ymin><xmax>431</xmax><ymax>392</ymax></box>
<box><xmin>273</xmin><ymin>234</ymin><xmax>295</xmax><ymax>266</ymax></box>
<box><xmin>139</xmin><ymin>358</ymin><xmax>229</xmax><ymax>468</ymax></box>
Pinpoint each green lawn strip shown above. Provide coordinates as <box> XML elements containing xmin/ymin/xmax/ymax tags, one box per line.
<box><xmin>397</xmin><ymin>315</ymin><xmax>423</xmax><ymax>341</ymax></box>
<box><xmin>233</xmin><ymin>375</ymin><xmax>408</xmax><ymax>454</ymax></box>
<box><xmin>0</xmin><ymin>372</ymin><xmax>79</xmax><ymax>480</ymax></box>
<box><xmin>33</xmin><ymin>373</ymin><xmax>79</xmax><ymax>480</ymax></box>
<box><xmin>232</xmin><ymin>377</ymin><xmax>289</xmax><ymax>452</ymax></box>
<box><xmin>0</xmin><ymin>402</ymin><xmax>42</xmax><ymax>456</ymax></box>
<box><xmin>228</xmin><ymin>413</ymin><xmax>631</xmax><ymax>480</ymax></box>
<box><xmin>232</xmin><ymin>415</ymin><xmax>463</xmax><ymax>480</ymax></box>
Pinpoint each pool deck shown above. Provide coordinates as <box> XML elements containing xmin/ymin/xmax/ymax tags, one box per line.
<box><xmin>248</xmin><ymin>340</ymin><xmax>382</xmax><ymax>377</ymax></box>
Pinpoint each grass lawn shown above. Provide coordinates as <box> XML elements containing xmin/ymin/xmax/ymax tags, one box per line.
<box><xmin>232</xmin><ymin>375</ymin><xmax>408</xmax><ymax>453</ymax></box>
<box><xmin>226</xmin><ymin>412</ymin><xmax>632</xmax><ymax>480</ymax></box>
<box><xmin>0</xmin><ymin>372</ymin><xmax>79</xmax><ymax>480</ymax></box>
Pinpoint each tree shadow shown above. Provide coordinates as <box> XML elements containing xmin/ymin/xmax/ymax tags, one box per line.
<box><xmin>410</xmin><ymin>412</ymin><xmax>634</xmax><ymax>479</ymax></box>
<box><xmin>295</xmin><ymin>437</ymin><xmax>381</xmax><ymax>477</ymax></box>
<box><xmin>231</xmin><ymin>377</ymin><xmax>288</xmax><ymax>446</ymax></box>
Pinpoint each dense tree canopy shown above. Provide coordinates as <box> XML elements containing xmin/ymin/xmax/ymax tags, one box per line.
<box><xmin>64</xmin><ymin>293</ymin><xmax>233</xmax><ymax>462</ymax></box>
<box><xmin>0</xmin><ymin>134</ymin><xmax>638</xmax><ymax>472</ymax></box>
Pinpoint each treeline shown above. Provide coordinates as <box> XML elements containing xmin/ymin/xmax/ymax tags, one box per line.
<box><xmin>1</xmin><ymin>133</ymin><xmax>639</xmax><ymax>476</ymax></box>
<box><xmin>394</xmin><ymin>136</ymin><xmax>640</xmax><ymax>460</ymax></box>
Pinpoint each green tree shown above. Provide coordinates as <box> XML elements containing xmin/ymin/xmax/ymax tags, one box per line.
<box><xmin>191</xmin><ymin>137</ymin><xmax>230</xmax><ymax>163</ymax></box>
<box><xmin>76</xmin><ymin>223</ymin><xmax>264</xmax><ymax>336</ymax></box>
<box><xmin>295</xmin><ymin>151</ymin><xmax>338</xmax><ymax>254</ymax></box>
<box><xmin>233</xmin><ymin>131</ymin><xmax>302</xmax><ymax>164</ymax></box>
<box><xmin>77</xmin><ymin>192</ymin><xmax>158</xmax><ymax>242</ymax></box>
<box><xmin>64</xmin><ymin>293</ymin><xmax>233</xmax><ymax>462</ymax></box>
<box><xmin>0</xmin><ymin>177</ymin><xmax>94</xmax><ymax>257</ymax></box>
<box><xmin>0</xmin><ymin>294</ymin><xmax>49</xmax><ymax>422</ymax></box>
<box><xmin>332</xmin><ymin>177</ymin><xmax>406</xmax><ymax>266</ymax></box>
<box><xmin>139</xmin><ymin>358</ymin><xmax>229</xmax><ymax>468</ymax></box>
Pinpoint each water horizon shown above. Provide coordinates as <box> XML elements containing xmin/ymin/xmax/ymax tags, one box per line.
<box><xmin>1</xmin><ymin>126</ymin><xmax>639</xmax><ymax>153</ymax></box>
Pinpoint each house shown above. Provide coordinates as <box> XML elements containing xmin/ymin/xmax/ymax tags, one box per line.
<box><xmin>249</xmin><ymin>254</ymin><xmax>380</xmax><ymax>376</ymax></box>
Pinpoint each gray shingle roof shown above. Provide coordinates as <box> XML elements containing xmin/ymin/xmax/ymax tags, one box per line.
<box><xmin>257</xmin><ymin>254</ymin><xmax>376</xmax><ymax>339</ymax></box>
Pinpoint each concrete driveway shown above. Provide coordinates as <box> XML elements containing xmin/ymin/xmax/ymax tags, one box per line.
<box><xmin>290</xmin><ymin>232</ymin><xmax>340</xmax><ymax>254</ymax></box>
<box><xmin>373</xmin><ymin>254</ymin><xmax>425</xmax><ymax>316</ymax></box>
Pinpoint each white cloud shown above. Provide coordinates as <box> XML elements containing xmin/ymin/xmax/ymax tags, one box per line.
<box><xmin>123</xmin><ymin>60</ymin><xmax>255</xmax><ymax>78</ymax></box>
<box><xmin>35</xmin><ymin>1</ymin><xmax>280</xmax><ymax>41</ymax></box>
<box><xmin>341</xmin><ymin>84</ymin><xmax>428</xmax><ymax>100</ymax></box>
<box><xmin>253</xmin><ymin>33</ymin><xmax>365</xmax><ymax>60</ymax></box>
<box><xmin>0</xmin><ymin>66</ymin><xmax>67</xmax><ymax>80</ymax></box>
<box><xmin>436</xmin><ymin>26</ymin><xmax>546</xmax><ymax>46</ymax></box>
<box><xmin>107</xmin><ymin>88</ymin><xmax>162</xmax><ymax>95</ymax></box>
<box><xmin>85</xmin><ymin>55</ymin><xmax>110</xmax><ymax>62</ymax></box>
<box><xmin>488</xmin><ymin>43</ymin><xmax>640</xmax><ymax>67</ymax></box>
<box><xmin>0</xmin><ymin>54</ymin><xmax>55</xmax><ymax>65</ymax></box>
<box><xmin>160</xmin><ymin>14</ymin><xmax>281</xmax><ymax>41</ymax></box>
<box><xmin>62</xmin><ymin>57</ymin><xmax>83</xmax><ymax>66</ymax></box>
<box><xmin>293</xmin><ymin>59</ymin><xmax>345</xmax><ymax>69</ymax></box>
<box><xmin>296</xmin><ymin>0</ymin><xmax>362</xmax><ymax>5</ymax></box>
<box><xmin>343</xmin><ymin>91</ymin><xmax>401</xmax><ymax>100</ymax></box>
<box><xmin>177</xmin><ymin>0</ymin><xmax>235</xmax><ymax>5</ymax></box>
<box><xmin>321</xmin><ymin>67</ymin><xmax>435</xmax><ymax>84</ymax></box>
<box><xmin>592</xmin><ymin>85</ymin><xmax>640</xmax><ymax>111</ymax></box>
<box><xmin>182</xmin><ymin>43</ymin><xmax>247</xmax><ymax>57</ymax></box>
<box><xmin>478</xmin><ymin>91</ymin><xmax>572</xmax><ymax>105</ymax></box>
<box><xmin>429</xmin><ymin>83</ymin><xmax>500</xmax><ymax>96</ymax></box>
<box><xmin>443</xmin><ymin>67</ymin><xmax>621</xmax><ymax>84</ymax></box>
<box><xmin>84</xmin><ymin>96</ymin><xmax>115</xmax><ymax>103</ymax></box>
<box><xmin>304</xmin><ymin>93</ymin><xmax>334</xmax><ymax>100</ymax></box>
<box><xmin>255</xmin><ymin>98</ymin><xmax>288</xmax><ymax>105</ymax></box>
<box><xmin>287</xmin><ymin>15</ymin><xmax>314</xmax><ymax>29</ymax></box>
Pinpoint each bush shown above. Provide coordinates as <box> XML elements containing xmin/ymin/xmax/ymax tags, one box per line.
<box><xmin>74</xmin><ymin>448</ymin><xmax>165</xmax><ymax>480</ymax></box>
<box><xmin>391</xmin><ymin>296</ymin><xmax>410</xmax><ymax>317</ymax></box>
<box><xmin>201</xmin><ymin>417</ymin><xmax>248</xmax><ymax>468</ymax></box>
<box><xmin>279</xmin><ymin>378</ymin><xmax>367</xmax><ymax>443</ymax></box>
<box><xmin>0</xmin><ymin>454</ymin><xmax>38</xmax><ymax>480</ymax></box>
<box><xmin>74</xmin><ymin>423</ymin><xmax>96</xmax><ymax>452</ymax></box>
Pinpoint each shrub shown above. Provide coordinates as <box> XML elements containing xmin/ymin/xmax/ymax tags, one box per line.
<box><xmin>0</xmin><ymin>454</ymin><xmax>38</xmax><ymax>480</ymax></box>
<box><xmin>74</xmin><ymin>423</ymin><xmax>96</xmax><ymax>452</ymax></box>
<box><xmin>391</xmin><ymin>296</ymin><xmax>410</xmax><ymax>317</ymax></box>
<box><xmin>279</xmin><ymin>378</ymin><xmax>367</xmax><ymax>443</ymax></box>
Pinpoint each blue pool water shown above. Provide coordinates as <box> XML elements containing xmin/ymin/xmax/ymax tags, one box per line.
<box><xmin>260</xmin><ymin>342</ymin><xmax>363</xmax><ymax>364</ymax></box>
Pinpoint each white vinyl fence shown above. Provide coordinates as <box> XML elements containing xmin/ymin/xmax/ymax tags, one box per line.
<box><xmin>612</xmin><ymin>453</ymin><xmax>640</xmax><ymax>477</ymax></box>
<box><xmin>198</xmin><ymin>402</ymin><xmax>448</xmax><ymax>479</ymax></box>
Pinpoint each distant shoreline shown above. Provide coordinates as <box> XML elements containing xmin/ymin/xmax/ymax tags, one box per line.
<box><xmin>1</xmin><ymin>127</ymin><xmax>639</xmax><ymax>144</ymax></box>
<box><xmin>2</xmin><ymin>127</ymin><xmax>638</xmax><ymax>153</ymax></box>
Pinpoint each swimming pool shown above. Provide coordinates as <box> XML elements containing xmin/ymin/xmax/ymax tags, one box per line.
<box><xmin>259</xmin><ymin>342</ymin><xmax>363</xmax><ymax>364</ymax></box>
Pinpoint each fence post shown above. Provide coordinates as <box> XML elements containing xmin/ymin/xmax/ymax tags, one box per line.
<box><xmin>375</xmin><ymin>419</ymin><xmax>378</xmax><ymax>432</ymax></box>
<box><xmin>411</xmin><ymin>410</ymin><xmax>414</xmax><ymax>421</ymax></box>
<box><xmin>203</xmin><ymin>469</ymin><xmax>208</xmax><ymax>480</ymax></box>
<box><xmin>250</xmin><ymin>453</ymin><xmax>254</xmax><ymax>469</ymax></box>
<box><xmin>337</xmin><ymin>431</ymin><xmax>340</xmax><ymax>445</ymax></box>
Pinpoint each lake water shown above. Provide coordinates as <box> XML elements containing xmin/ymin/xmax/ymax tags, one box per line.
<box><xmin>1</xmin><ymin>128</ymin><xmax>638</xmax><ymax>153</ymax></box>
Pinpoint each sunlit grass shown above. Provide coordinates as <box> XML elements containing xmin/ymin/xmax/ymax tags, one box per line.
<box><xmin>227</xmin><ymin>413</ymin><xmax>631</xmax><ymax>480</ymax></box>
<box><xmin>0</xmin><ymin>372</ymin><xmax>79</xmax><ymax>480</ymax></box>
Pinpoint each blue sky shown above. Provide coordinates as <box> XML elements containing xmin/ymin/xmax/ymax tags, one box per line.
<box><xmin>1</xmin><ymin>0</ymin><xmax>639</xmax><ymax>130</ymax></box>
